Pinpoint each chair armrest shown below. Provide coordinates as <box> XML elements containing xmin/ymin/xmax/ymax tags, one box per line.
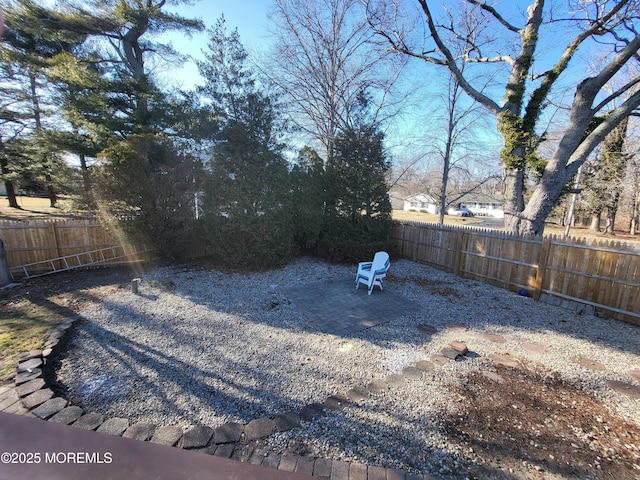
<box><xmin>357</xmin><ymin>262</ymin><xmax>372</xmax><ymax>274</ymax></box>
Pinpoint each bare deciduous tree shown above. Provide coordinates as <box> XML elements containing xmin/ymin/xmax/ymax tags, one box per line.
<box><xmin>267</xmin><ymin>0</ymin><xmax>404</xmax><ymax>160</ymax></box>
<box><xmin>366</xmin><ymin>0</ymin><xmax>640</xmax><ymax>235</ymax></box>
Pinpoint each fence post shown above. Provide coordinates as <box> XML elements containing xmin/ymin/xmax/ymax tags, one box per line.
<box><xmin>50</xmin><ymin>222</ymin><xmax>61</xmax><ymax>259</ymax></box>
<box><xmin>533</xmin><ymin>237</ymin><xmax>551</xmax><ymax>300</ymax></box>
<box><xmin>452</xmin><ymin>229</ymin><xmax>465</xmax><ymax>276</ymax></box>
<box><xmin>412</xmin><ymin>224</ymin><xmax>420</xmax><ymax>262</ymax></box>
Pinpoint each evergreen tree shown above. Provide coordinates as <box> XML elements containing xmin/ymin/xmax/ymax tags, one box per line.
<box><xmin>289</xmin><ymin>146</ymin><xmax>325</xmax><ymax>252</ymax></box>
<box><xmin>0</xmin><ymin>0</ymin><xmax>90</xmax><ymax>206</ymax></box>
<box><xmin>94</xmin><ymin>134</ymin><xmax>204</xmax><ymax>259</ymax></box>
<box><xmin>198</xmin><ymin>18</ymin><xmax>294</xmax><ymax>267</ymax></box>
<box><xmin>582</xmin><ymin>118</ymin><xmax>630</xmax><ymax>233</ymax></box>
<box><xmin>323</xmin><ymin>92</ymin><xmax>392</xmax><ymax>261</ymax></box>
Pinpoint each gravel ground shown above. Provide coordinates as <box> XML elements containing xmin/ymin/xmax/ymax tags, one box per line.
<box><xmin>55</xmin><ymin>257</ymin><xmax>640</xmax><ymax>476</ymax></box>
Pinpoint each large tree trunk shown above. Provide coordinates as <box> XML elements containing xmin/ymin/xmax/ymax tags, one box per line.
<box><xmin>3</xmin><ymin>180</ymin><xmax>19</xmax><ymax>208</ymax></box>
<box><xmin>630</xmin><ymin>189</ymin><xmax>639</xmax><ymax>235</ymax></box>
<box><xmin>590</xmin><ymin>213</ymin><xmax>601</xmax><ymax>232</ymax></box>
<box><xmin>517</xmin><ymin>154</ymin><xmax>571</xmax><ymax>236</ymax></box>
<box><xmin>0</xmin><ymin>141</ymin><xmax>20</xmax><ymax>209</ymax></box>
<box><xmin>503</xmin><ymin>167</ymin><xmax>525</xmax><ymax>232</ymax></box>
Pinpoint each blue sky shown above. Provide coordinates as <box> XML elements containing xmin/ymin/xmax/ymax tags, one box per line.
<box><xmin>158</xmin><ymin>0</ymin><xmax>272</xmax><ymax>90</ymax></box>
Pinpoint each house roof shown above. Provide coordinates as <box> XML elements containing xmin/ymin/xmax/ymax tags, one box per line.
<box><xmin>404</xmin><ymin>193</ymin><xmax>438</xmax><ymax>203</ymax></box>
<box><xmin>458</xmin><ymin>192</ymin><xmax>503</xmax><ymax>205</ymax></box>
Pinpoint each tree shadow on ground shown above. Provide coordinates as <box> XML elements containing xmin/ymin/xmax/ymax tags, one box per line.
<box><xmin>6</xmin><ymin>259</ymin><xmax>640</xmax><ymax>480</ymax></box>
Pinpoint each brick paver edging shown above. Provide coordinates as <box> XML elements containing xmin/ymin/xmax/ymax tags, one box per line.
<box><xmin>3</xmin><ymin>317</ymin><xmax>444</xmax><ymax>480</ymax></box>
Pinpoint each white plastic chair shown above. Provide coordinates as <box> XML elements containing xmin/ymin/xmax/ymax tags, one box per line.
<box><xmin>355</xmin><ymin>251</ymin><xmax>390</xmax><ymax>295</ymax></box>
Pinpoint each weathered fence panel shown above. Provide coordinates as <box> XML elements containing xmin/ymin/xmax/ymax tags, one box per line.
<box><xmin>0</xmin><ymin>219</ymin><xmax>149</xmax><ymax>278</ymax></box>
<box><xmin>391</xmin><ymin>221</ymin><xmax>640</xmax><ymax>325</ymax></box>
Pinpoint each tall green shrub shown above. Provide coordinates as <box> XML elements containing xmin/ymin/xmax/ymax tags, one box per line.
<box><xmin>198</xmin><ymin>19</ymin><xmax>295</xmax><ymax>267</ymax></box>
<box><xmin>94</xmin><ymin>134</ymin><xmax>204</xmax><ymax>260</ymax></box>
<box><xmin>289</xmin><ymin>147</ymin><xmax>325</xmax><ymax>253</ymax></box>
<box><xmin>322</xmin><ymin>120</ymin><xmax>393</xmax><ymax>262</ymax></box>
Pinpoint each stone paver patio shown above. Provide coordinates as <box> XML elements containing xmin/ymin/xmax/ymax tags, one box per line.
<box><xmin>282</xmin><ymin>278</ymin><xmax>418</xmax><ymax>335</ymax></box>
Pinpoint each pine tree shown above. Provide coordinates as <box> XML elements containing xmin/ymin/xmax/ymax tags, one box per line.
<box><xmin>323</xmin><ymin>91</ymin><xmax>392</xmax><ymax>261</ymax></box>
<box><xmin>197</xmin><ymin>18</ymin><xmax>294</xmax><ymax>266</ymax></box>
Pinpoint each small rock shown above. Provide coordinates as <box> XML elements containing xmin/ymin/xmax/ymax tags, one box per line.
<box><xmin>445</xmin><ymin>323</ymin><xmax>469</xmax><ymax>331</ymax></box>
<box><xmin>417</xmin><ymin>324</ymin><xmax>438</xmax><ymax>335</ymax></box>
<box><xmin>571</xmin><ymin>356</ymin><xmax>606</xmax><ymax>371</ymax></box>
<box><xmin>97</xmin><ymin>417</ymin><xmax>129</xmax><ymax>436</ymax></box>
<box><xmin>16</xmin><ymin>358</ymin><xmax>43</xmax><ymax>373</ymax></box>
<box><xmin>367</xmin><ymin>379</ymin><xmax>388</xmax><ymax>395</ymax></box>
<box><xmin>274</xmin><ymin>411</ymin><xmax>302</xmax><ymax>431</ymax></box>
<box><xmin>522</xmin><ymin>342</ymin><xmax>548</xmax><ymax>355</ymax></box>
<box><xmin>300</xmin><ymin>403</ymin><xmax>325</xmax><ymax>421</ymax></box>
<box><xmin>441</xmin><ymin>347</ymin><xmax>460</xmax><ymax>360</ymax></box>
<box><xmin>384</xmin><ymin>374</ymin><xmax>405</xmax><ymax>386</ymax></box>
<box><xmin>482</xmin><ymin>333</ymin><xmax>506</xmax><ymax>343</ymax></box>
<box><xmin>150</xmin><ymin>425</ymin><xmax>184</xmax><ymax>446</ymax></box>
<box><xmin>49</xmin><ymin>406</ymin><xmax>83</xmax><ymax>425</ymax></box>
<box><xmin>482</xmin><ymin>371</ymin><xmax>504</xmax><ymax>383</ymax></box>
<box><xmin>14</xmin><ymin>369</ymin><xmax>42</xmax><ymax>385</ymax></box>
<box><xmin>15</xmin><ymin>378</ymin><xmax>45</xmax><ymax>398</ymax></box>
<box><xmin>449</xmin><ymin>341</ymin><xmax>469</xmax><ymax>355</ymax></box>
<box><xmin>402</xmin><ymin>367</ymin><xmax>423</xmax><ymax>380</ymax></box>
<box><xmin>214</xmin><ymin>423</ymin><xmax>243</xmax><ymax>444</ymax></box>
<box><xmin>415</xmin><ymin>360</ymin><xmax>435</xmax><ymax>371</ymax></box>
<box><xmin>22</xmin><ymin>388</ymin><xmax>54</xmax><ymax>409</ymax></box>
<box><xmin>182</xmin><ymin>426</ymin><xmax>213</xmax><ymax>449</ymax></box>
<box><xmin>625</xmin><ymin>369</ymin><xmax>640</xmax><ymax>382</ymax></box>
<box><xmin>31</xmin><ymin>397</ymin><xmax>68</xmax><ymax>419</ymax></box>
<box><xmin>346</xmin><ymin>386</ymin><xmax>369</xmax><ymax>401</ymax></box>
<box><xmin>123</xmin><ymin>422</ymin><xmax>155</xmax><ymax>441</ymax></box>
<box><xmin>72</xmin><ymin>412</ymin><xmax>104</xmax><ymax>430</ymax></box>
<box><xmin>430</xmin><ymin>354</ymin><xmax>449</xmax><ymax>366</ymax></box>
<box><xmin>243</xmin><ymin>418</ymin><xmax>275</xmax><ymax>441</ymax></box>
<box><xmin>324</xmin><ymin>394</ymin><xmax>350</xmax><ymax>411</ymax></box>
<box><xmin>606</xmin><ymin>380</ymin><xmax>640</xmax><ymax>399</ymax></box>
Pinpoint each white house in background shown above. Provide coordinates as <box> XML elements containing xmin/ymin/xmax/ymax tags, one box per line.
<box><xmin>402</xmin><ymin>193</ymin><xmax>439</xmax><ymax>214</ymax></box>
<box><xmin>458</xmin><ymin>193</ymin><xmax>504</xmax><ymax>218</ymax></box>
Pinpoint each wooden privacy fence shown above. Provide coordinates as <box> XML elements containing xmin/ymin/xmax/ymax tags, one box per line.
<box><xmin>391</xmin><ymin>221</ymin><xmax>640</xmax><ymax>325</ymax></box>
<box><xmin>0</xmin><ymin>219</ymin><xmax>150</xmax><ymax>278</ymax></box>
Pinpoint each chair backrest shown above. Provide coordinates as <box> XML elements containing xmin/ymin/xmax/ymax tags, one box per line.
<box><xmin>371</xmin><ymin>251</ymin><xmax>390</xmax><ymax>275</ymax></box>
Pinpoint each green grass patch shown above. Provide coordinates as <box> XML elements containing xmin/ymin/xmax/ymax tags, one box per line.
<box><xmin>0</xmin><ymin>299</ymin><xmax>66</xmax><ymax>380</ymax></box>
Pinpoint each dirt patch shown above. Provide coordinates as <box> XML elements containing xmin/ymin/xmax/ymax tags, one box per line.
<box><xmin>441</xmin><ymin>365</ymin><xmax>640</xmax><ymax>479</ymax></box>
<box><xmin>0</xmin><ymin>267</ymin><xmax>137</xmax><ymax>382</ymax></box>
<box><xmin>408</xmin><ymin>275</ymin><xmax>462</xmax><ymax>298</ymax></box>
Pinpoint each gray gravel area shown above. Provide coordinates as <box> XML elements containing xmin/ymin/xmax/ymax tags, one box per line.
<box><xmin>55</xmin><ymin>257</ymin><xmax>640</xmax><ymax>474</ymax></box>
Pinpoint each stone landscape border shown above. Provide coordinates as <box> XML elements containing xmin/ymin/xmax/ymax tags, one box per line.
<box><xmin>5</xmin><ymin>312</ymin><xmax>640</xmax><ymax>479</ymax></box>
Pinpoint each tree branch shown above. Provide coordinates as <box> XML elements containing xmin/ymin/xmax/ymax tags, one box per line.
<box><xmin>593</xmin><ymin>76</ymin><xmax>640</xmax><ymax>114</ymax></box>
<box><xmin>415</xmin><ymin>0</ymin><xmax>501</xmax><ymax>114</ymax></box>
<box><xmin>523</xmin><ymin>0</ymin><xmax>635</xmax><ymax>130</ymax></box>
<box><xmin>567</xmin><ymin>87</ymin><xmax>640</xmax><ymax>178</ymax></box>
<box><xmin>463</xmin><ymin>0</ymin><xmax>520</xmax><ymax>33</ymax></box>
